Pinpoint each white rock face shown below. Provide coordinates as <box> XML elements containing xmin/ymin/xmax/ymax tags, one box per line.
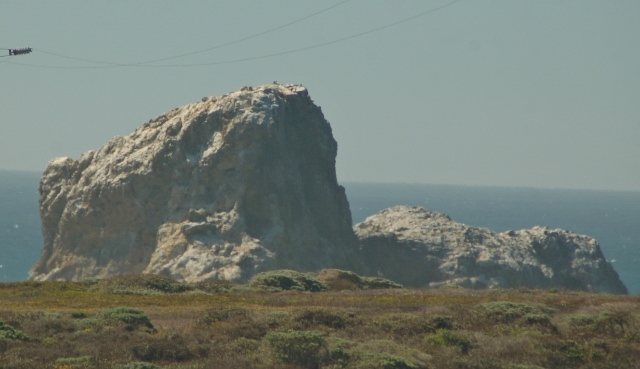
<box><xmin>31</xmin><ymin>83</ymin><xmax>359</xmax><ymax>282</ymax></box>
<box><xmin>355</xmin><ymin>206</ymin><xmax>627</xmax><ymax>294</ymax></box>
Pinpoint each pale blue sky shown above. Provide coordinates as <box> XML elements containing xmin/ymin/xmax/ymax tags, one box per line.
<box><xmin>1</xmin><ymin>0</ymin><xmax>639</xmax><ymax>191</ymax></box>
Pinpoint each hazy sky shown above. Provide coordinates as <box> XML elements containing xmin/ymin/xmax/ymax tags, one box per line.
<box><xmin>1</xmin><ymin>1</ymin><xmax>638</xmax><ymax>191</ymax></box>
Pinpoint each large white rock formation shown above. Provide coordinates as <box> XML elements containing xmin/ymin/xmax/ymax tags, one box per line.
<box><xmin>31</xmin><ymin>83</ymin><xmax>359</xmax><ymax>282</ymax></box>
<box><xmin>355</xmin><ymin>206</ymin><xmax>627</xmax><ymax>294</ymax></box>
<box><xmin>30</xmin><ymin>84</ymin><xmax>628</xmax><ymax>294</ymax></box>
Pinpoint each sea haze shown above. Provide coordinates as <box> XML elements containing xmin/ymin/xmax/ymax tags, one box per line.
<box><xmin>1</xmin><ymin>170</ymin><xmax>638</xmax><ymax>294</ymax></box>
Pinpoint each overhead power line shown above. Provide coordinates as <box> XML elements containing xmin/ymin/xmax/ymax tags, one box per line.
<box><xmin>29</xmin><ymin>0</ymin><xmax>352</xmax><ymax>67</ymax></box>
<box><xmin>4</xmin><ymin>0</ymin><xmax>465</xmax><ymax>69</ymax></box>
<box><xmin>153</xmin><ymin>0</ymin><xmax>467</xmax><ymax>68</ymax></box>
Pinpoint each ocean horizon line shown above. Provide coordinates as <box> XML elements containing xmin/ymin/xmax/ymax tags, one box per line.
<box><xmin>2</xmin><ymin>169</ymin><xmax>639</xmax><ymax>194</ymax></box>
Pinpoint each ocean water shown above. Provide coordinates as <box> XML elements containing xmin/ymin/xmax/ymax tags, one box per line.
<box><xmin>1</xmin><ymin>170</ymin><xmax>638</xmax><ymax>294</ymax></box>
<box><xmin>0</xmin><ymin>171</ymin><xmax>43</xmax><ymax>282</ymax></box>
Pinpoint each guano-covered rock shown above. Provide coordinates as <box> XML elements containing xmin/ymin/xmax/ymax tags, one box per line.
<box><xmin>31</xmin><ymin>83</ymin><xmax>359</xmax><ymax>282</ymax></box>
<box><xmin>355</xmin><ymin>206</ymin><xmax>627</xmax><ymax>294</ymax></box>
<box><xmin>31</xmin><ymin>84</ymin><xmax>627</xmax><ymax>294</ymax></box>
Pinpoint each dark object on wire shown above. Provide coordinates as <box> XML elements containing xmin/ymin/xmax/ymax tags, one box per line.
<box><xmin>9</xmin><ymin>47</ymin><xmax>32</xmax><ymax>56</ymax></box>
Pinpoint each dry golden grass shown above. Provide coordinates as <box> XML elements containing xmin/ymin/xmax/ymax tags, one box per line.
<box><xmin>0</xmin><ymin>274</ymin><xmax>637</xmax><ymax>368</ymax></box>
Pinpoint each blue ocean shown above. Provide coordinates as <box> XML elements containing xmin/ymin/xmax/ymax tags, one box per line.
<box><xmin>1</xmin><ymin>170</ymin><xmax>639</xmax><ymax>294</ymax></box>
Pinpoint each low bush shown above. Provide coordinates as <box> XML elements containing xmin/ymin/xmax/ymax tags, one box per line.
<box><xmin>197</xmin><ymin>308</ymin><xmax>249</xmax><ymax>324</ymax></box>
<box><xmin>294</xmin><ymin>309</ymin><xmax>349</xmax><ymax>329</ymax></box>
<box><xmin>566</xmin><ymin>310</ymin><xmax>631</xmax><ymax>336</ymax></box>
<box><xmin>324</xmin><ymin>337</ymin><xmax>356</xmax><ymax>367</ymax></box>
<box><xmin>267</xmin><ymin>311</ymin><xmax>290</xmax><ymax>327</ymax></box>
<box><xmin>596</xmin><ymin>310</ymin><xmax>630</xmax><ymax>335</ymax></box>
<box><xmin>475</xmin><ymin>301</ymin><xmax>554</xmax><ymax>325</ymax></box>
<box><xmin>266</xmin><ymin>330</ymin><xmax>326</xmax><ymax>368</ymax></box>
<box><xmin>430</xmin><ymin>315</ymin><xmax>456</xmax><ymax>330</ymax></box>
<box><xmin>196</xmin><ymin>308</ymin><xmax>266</xmax><ymax>339</ymax></box>
<box><xmin>70</xmin><ymin>311</ymin><xmax>88</xmax><ymax>319</ymax></box>
<box><xmin>94</xmin><ymin>307</ymin><xmax>154</xmax><ymax>331</ymax></box>
<box><xmin>250</xmin><ymin>270</ymin><xmax>327</xmax><ymax>292</ymax></box>
<box><xmin>228</xmin><ymin>319</ymin><xmax>268</xmax><ymax>340</ymax></box>
<box><xmin>355</xmin><ymin>353</ymin><xmax>418</xmax><ymax>369</ymax></box>
<box><xmin>425</xmin><ymin>329</ymin><xmax>475</xmax><ymax>354</ymax></box>
<box><xmin>352</xmin><ymin>340</ymin><xmax>427</xmax><ymax>369</ymax></box>
<box><xmin>27</xmin><ymin>315</ymin><xmax>76</xmax><ymax>335</ymax></box>
<box><xmin>191</xmin><ymin>279</ymin><xmax>234</xmax><ymax>293</ymax></box>
<box><xmin>524</xmin><ymin>313</ymin><xmax>552</xmax><ymax>326</ymax></box>
<box><xmin>93</xmin><ymin>274</ymin><xmax>190</xmax><ymax>295</ymax></box>
<box><xmin>318</xmin><ymin>269</ymin><xmax>403</xmax><ymax>291</ymax></box>
<box><xmin>0</xmin><ymin>319</ymin><xmax>29</xmax><ymax>341</ymax></box>
<box><xmin>475</xmin><ymin>302</ymin><xmax>533</xmax><ymax>323</ymax></box>
<box><xmin>229</xmin><ymin>337</ymin><xmax>261</xmax><ymax>355</ymax></box>
<box><xmin>566</xmin><ymin>314</ymin><xmax>596</xmax><ymax>327</ymax></box>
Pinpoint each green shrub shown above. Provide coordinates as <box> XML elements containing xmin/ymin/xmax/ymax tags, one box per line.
<box><xmin>266</xmin><ymin>330</ymin><xmax>326</xmax><ymax>368</ymax></box>
<box><xmin>95</xmin><ymin>307</ymin><xmax>154</xmax><ymax>330</ymax></box>
<box><xmin>0</xmin><ymin>319</ymin><xmax>29</xmax><ymax>341</ymax></box>
<box><xmin>596</xmin><ymin>310</ymin><xmax>630</xmax><ymax>335</ymax></box>
<box><xmin>294</xmin><ymin>309</ymin><xmax>348</xmax><ymax>329</ymax></box>
<box><xmin>567</xmin><ymin>314</ymin><xmax>596</xmax><ymax>327</ymax></box>
<box><xmin>196</xmin><ymin>308</ymin><xmax>266</xmax><ymax>339</ymax></box>
<box><xmin>430</xmin><ymin>315</ymin><xmax>456</xmax><ymax>330</ymax></box>
<box><xmin>250</xmin><ymin>270</ymin><xmax>327</xmax><ymax>292</ymax></box>
<box><xmin>325</xmin><ymin>338</ymin><xmax>356</xmax><ymax>367</ymax></box>
<box><xmin>355</xmin><ymin>353</ymin><xmax>418</xmax><ymax>369</ymax></box>
<box><xmin>559</xmin><ymin>340</ymin><xmax>587</xmax><ymax>362</ymax></box>
<box><xmin>360</xmin><ymin>277</ymin><xmax>403</xmax><ymax>290</ymax></box>
<box><xmin>94</xmin><ymin>274</ymin><xmax>190</xmax><ymax>295</ymax></box>
<box><xmin>524</xmin><ymin>313</ymin><xmax>552</xmax><ymax>326</ymax></box>
<box><xmin>318</xmin><ymin>269</ymin><xmax>403</xmax><ymax>291</ymax></box>
<box><xmin>71</xmin><ymin>311</ymin><xmax>88</xmax><ymax>319</ymax></box>
<box><xmin>228</xmin><ymin>284</ymin><xmax>260</xmax><ymax>293</ymax></box>
<box><xmin>476</xmin><ymin>301</ymin><xmax>533</xmax><ymax>323</ymax></box>
<box><xmin>267</xmin><ymin>311</ymin><xmax>290</xmax><ymax>327</ymax></box>
<box><xmin>425</xmin><ymin>329</ymin><xmax>475</xmax><ymax>354</ymax></box>
<box><xmin>229</xmin><ymin>319</ymin><xmax>268</xmax><ymax>340</ymax></box>
<box><xmin>191</xmin><ymin>280</ymin><xmax>233</xmax><ymax>293</ymax></box>
<box><xmin>567</xmin><ymin>311</ymin><xmax>630</xmax><ymax>335</ymax></box>
<box><xmin>350</xmin><ymin>340</ymin><xmax>427</xmax><ymax>369</ymax></box>
<box><xmin>229</xmin><ymin>337</ymin><xmax>261</xmax><ymax>354</ymax></box>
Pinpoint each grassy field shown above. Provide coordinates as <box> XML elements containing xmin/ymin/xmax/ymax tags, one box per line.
<box><xmin>0</xmin><ymin>271</ymin><xmax>638</xmax><ymax>369</ymax></box>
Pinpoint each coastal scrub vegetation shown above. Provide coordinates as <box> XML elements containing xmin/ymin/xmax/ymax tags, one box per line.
<box><xmin>0</xmin><ymin>271</ymin><xmax>638</xmax><ymax>368</ymax></box>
